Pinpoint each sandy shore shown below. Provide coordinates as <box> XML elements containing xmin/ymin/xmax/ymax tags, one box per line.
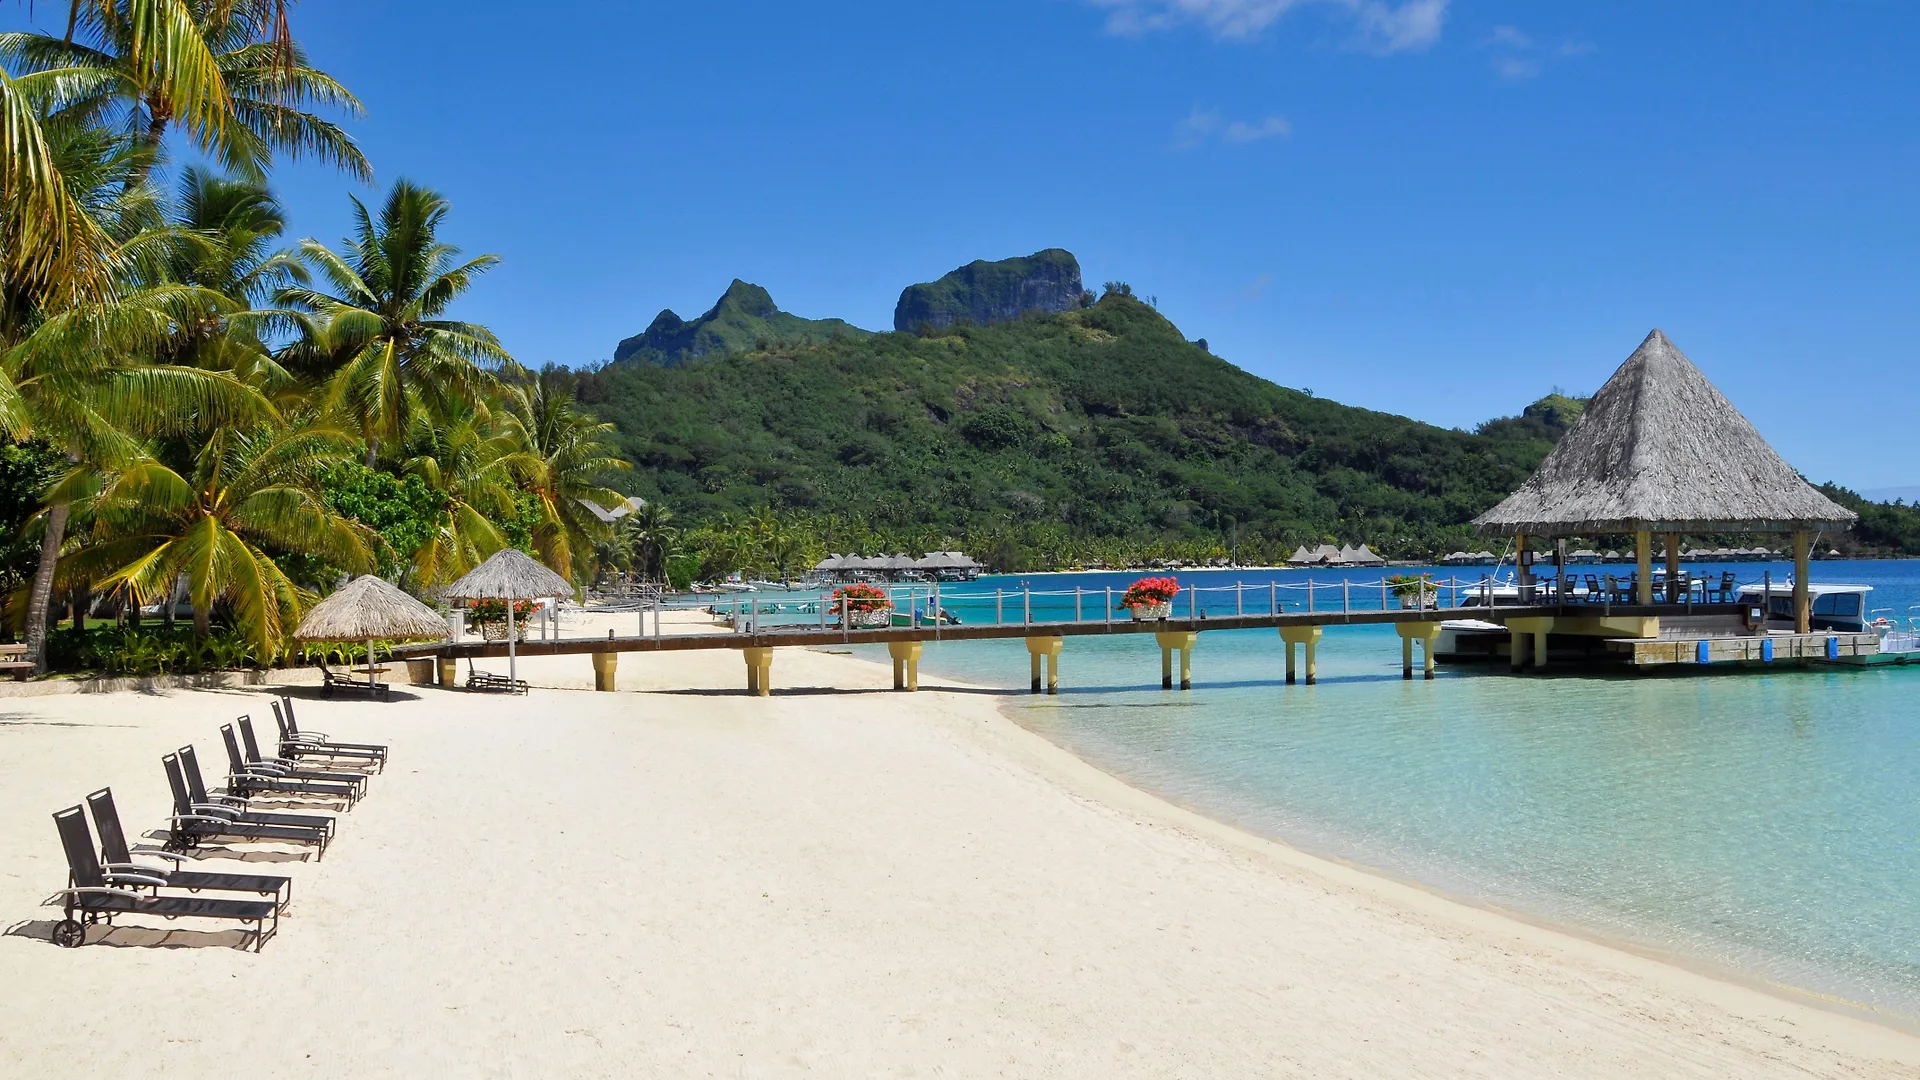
<box><xmin>3</xmin><ymin>628</ymin><xmax>1917</xmax><ymax>1078</ymax></box>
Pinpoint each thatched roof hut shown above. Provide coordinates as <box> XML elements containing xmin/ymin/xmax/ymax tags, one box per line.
<box><xmin>1473</xmin><ymin>330</ymin><xmax>1855</xmax><ymax>537</ymax></box>
<box><xmin>444</xmin><ymin>548</ymin><xmax>573</xmax><ymax>600</ymax></box>
<box><xmin>294</xmin><ymin>576</ymin><xmax>449</xmax><ymax>643</ymax></box>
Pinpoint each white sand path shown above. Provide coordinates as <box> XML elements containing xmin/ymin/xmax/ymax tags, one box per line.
<box><xmin>1</xmin><ymin>641</ymin><xmax>1916</xmax><ymax>1078</ymax></box>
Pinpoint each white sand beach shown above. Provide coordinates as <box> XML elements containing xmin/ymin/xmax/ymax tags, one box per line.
<box><xmin>3</xmin><ymin>632</ymin><xmax>1917</xmax><ymax>1078</ymax></box>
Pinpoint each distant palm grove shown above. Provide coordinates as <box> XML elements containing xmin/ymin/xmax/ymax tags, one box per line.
<box><xmin>3</xmin><ymin>3</ymin><xmax>1915</xmax><ymax>677</ymax></box>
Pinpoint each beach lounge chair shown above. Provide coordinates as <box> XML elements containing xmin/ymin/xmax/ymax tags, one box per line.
<box><xmin>162</xmin><ymin>752</ymin><xmax>331</xmax><ymax>860</ymax></box>
<box><xmin>177</xmin><ymin>746</ymin><xmax>338</xmax><ymax>836</ymax></box>
<box><xmin>49</xmin><ymin>805</ymin><xmax>279</xmax><ymax>950</ymax></box>
<box><xmin>465</xmin><ymin>658</ymin><xmax>527</xmax><ymax>694</ymax></box>
<box><xmin>272</xmin><ymin>696</ymin><xmax>388</xmax><ymax>769</ymax></box>
<box><xmin>319</xmin><ymin>658</ymin><xmax>388</xmax><ymax>698</ymax></box>
<box><xmin>237</xmin><ymin>716</ymin><xmax>372</xmax><ymax>791</ymax></box>
<box><xmin>1713</xmin><ymin>571</ymin><xmax>1738</xmax><ymax>603</ymax></box>
<box><xmin>85</xmin><ymin>788</ymin><xmax>291</xmax><ymax>911</ymax></box>
<box><xmin>219</xmin><ymin>724</ymin><xmax>361</xmax><ymax>806</ymax></box>
<box><xmin>1584</xmin><ymin>574</ymin><xmax>1603</xmax><ymax>604</ymax></box>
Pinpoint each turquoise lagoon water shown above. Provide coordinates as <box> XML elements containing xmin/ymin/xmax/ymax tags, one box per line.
<box><xmin>847</xmin><ymin>561</ymin><xmax>1920</xmax><ymax>1018</ymax></box>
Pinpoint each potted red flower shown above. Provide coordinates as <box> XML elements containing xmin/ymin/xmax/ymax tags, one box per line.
<box><xmin>1120</xmin><ymin>576</ymin><xmax>1179</xmax><ymax>620</ymax></box>
<box><xmin>468</xmin><ymin>598</ymin><xmax>538</xmax><ymax>642</ymax></box>
<box><xmin>832</xmin><ymin>583</ymin><xmax>893</xmax><ymax>629</ymax></box>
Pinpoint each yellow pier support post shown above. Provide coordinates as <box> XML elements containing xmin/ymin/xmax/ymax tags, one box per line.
<box><xmin>742</xmin><ymin>647</ymin><xmax>773</xmax><ymax>697</ymax></box>
<box><xmin>1025</xmin><ymin>635</ymin><xmax>1063</xmax><ymax>695</ymax></box>
<box><xmin>1507</xmin><ymin>617</ymin><xmax>1554</xmax><ymax>673</ymax></box>
<box><xmin>1278</xmin><ymin>626</ymin><xmax>1322</xmax><ymax>685</ymax></box>
<box><xmin>1636</xmin><ymin>530</ymin><xmax>1653</xmax><ymax>605</ymax></box>
<box><xmin>1156</xmin><ymin>630</ymin><xmax>1198</xmax><ymax>690</ymax></box>
<box><xmin>437</xmin><ymin>655</ymin><xmax>457</xmax><ymax>688</ymax></box>
<box><xmin>888</xmin><ymin>639</ymin><xmax>923</xmax><ymax>691</ymax></box>
<box><xmin>591</xmin><ymin>651</ymin><xmax>617</xmax><ymax>692</ymax></box>
<box><xmin>1793</xmin><ymin>530</ymin><xmax>1811</xmax><ymax>634</ymax></box>
<box><xmin>1395</xmin><ymin>622</ymin><xmax>1443</xmax><ymax>680</ymax></box>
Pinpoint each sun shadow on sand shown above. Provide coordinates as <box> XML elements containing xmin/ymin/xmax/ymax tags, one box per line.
<box><xmin>5</xmin><ymin>919</ymin><xmax>257</xmax><ymax>951</ymax></box>
<box><xmin>136</xmin><ymin>832</ymin><xmax>314</xmax><ymax>863</ymax></box>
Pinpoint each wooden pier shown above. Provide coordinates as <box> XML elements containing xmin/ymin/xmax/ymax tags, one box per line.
<box><xmin>394</xmin><ymin>598</ymin><xmax>1881</xmax><ymax>694</ymax></box>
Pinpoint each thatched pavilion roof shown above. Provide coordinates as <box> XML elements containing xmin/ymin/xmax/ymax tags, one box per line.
<box><xmin>1473</xmin><ymin>330</ymin><xmax>1856</xmax><ymax>536</ymax></box>
<box><xmin>294</xmin><ymin>576</ymin><xmax>449</xmax><ymax>643</ymax></box>
<box><xmin>444</xmin><ymin>548</ymin><xmax>574</xmax><ymax>600</ymax></box>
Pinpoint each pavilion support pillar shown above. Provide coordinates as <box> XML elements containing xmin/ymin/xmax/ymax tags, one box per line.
<box><xmin>1279</xmin><ymin>626</ymin><xmax>1322</xmax><ymax>685</ymax></box>
<box><xmin>1395</xmin><ymin>622</ymin><xmax>1442</xmax><ymax>680</ymax></box>
<box><xmin>437</xmin><ymin>655</ymin><xmax>457</xmax><ymax>687</ymax></box>
<box><xmin>888</xmin><ymin>639</ymin><xmax>923</xmax><ymax>691</ymax></box>
<box><xmin>1635</xmin><ymin>530</ymin><xmax>1653</xmax><ymax>605</ymax></box>
<box><xmin>1514</xmin><ymin>533</ymin><xmax>1531</xmax><ymax>604</ymax></box>
<box><xmin>1025</xmin><ymin>635</ymin><xmax>1062</xmax><ymax>695</ymax></box>
<box><xmin>1664</xmin><ymin>534</ymin><xmax>1681</xmax><ymax>603</ymax></box>
<box><xmin>1793</xmin><ymin>530</ymin><xmax>1811</xmax><ymax>634</ymax></box>
<box><xmin>591</xmin><ymin>651</ymin><xmax>617</xmax><ymax>692</ymax></box>
<box><xmin>743</xmin><ymin>647</ymin><xmax>773</xmax><ymax>697</ymax></box>
<box><xmin>1156</xmin><ymin>630</ymin><xmax>1197</xmax><ymax>690</ymax></box>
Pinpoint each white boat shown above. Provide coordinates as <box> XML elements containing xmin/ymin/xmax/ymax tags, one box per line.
<box><xmin>1733</xmin><ymin>582</ymin><xmax>1873</xmax><ymax>634</ymax></box>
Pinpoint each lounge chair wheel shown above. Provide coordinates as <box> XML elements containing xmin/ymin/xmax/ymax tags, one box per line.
<box><xmin>52</xmin><ymin>919</ymin><xmax>85</xmax><ymax>948</ymax></box>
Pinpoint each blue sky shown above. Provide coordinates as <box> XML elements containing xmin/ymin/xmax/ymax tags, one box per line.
<box><xmin>12</xmin><ymin>1</ymin><xmax>1918</xmax><ymax>491</ymax></box>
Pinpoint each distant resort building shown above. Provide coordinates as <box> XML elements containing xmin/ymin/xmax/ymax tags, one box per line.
<box><xmin>1287</xmin><ymin>544</ymin><xmax>1386</xmax><ymax>567</ymax></box>
<box><xmin>813</xmin><ymin>552</ymin><xmax>985</xmax><ymax>583</ymax></box>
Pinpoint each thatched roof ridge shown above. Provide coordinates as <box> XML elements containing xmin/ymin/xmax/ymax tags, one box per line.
<box><xmin>295</xmin><ymin>576</ymin><xmax>449</xmax><ymax>643</ymax></box>
<box><xmin>444</xmin><ymin>548</ymin><xmax>574</xmax><ymax>600</ymax></box>
<box><xmin>1474</xmin><ymin>330</ymin><xmax>1856</xmax><ymax>536</ymax></box>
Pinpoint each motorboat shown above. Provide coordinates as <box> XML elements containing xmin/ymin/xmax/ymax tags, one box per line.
<box><xmin>1734</xmin><ymin>582</ymin><xmax>1874</xmax><ymax>634</ymax></box>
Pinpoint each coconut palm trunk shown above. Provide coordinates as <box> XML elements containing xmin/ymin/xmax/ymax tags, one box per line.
<box><xmin>24</xmin><ymin>501</ymin><xmax>69</xmax><ymax>673</ymax></box>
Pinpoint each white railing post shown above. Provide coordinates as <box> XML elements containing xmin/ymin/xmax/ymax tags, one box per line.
<box><xmin>996</xmin><ymin>589</ymin><xmax>1004</xmax><ymax>626</ymax></box>
<box><xmin>1024</xmin><ymin>587</ymin><xmax>1031</xmax><ymax>625</ymax></box>
<box><xmin>1236</xmin><ymin>581</ymin><xmax>1244</xmax><ymax>616</ymax></box>
<box><xmin>1270</xmin><ymin>581</ymin><xmax>1277</xmax><ymax>615</ymax></box>
<box><xmin>1105</xmin><ymin>586</ymin><xmax>1113</xmax><ymax>625</ymax></box>
<box><xmin>1343</xmin><ymin>579</ymin><xmax>1351</xmax><ymax>615</ymax></box>
<box><xmin>1075</xmin><ymin>586</ymin><xmax>1083</xmax><ymax>623</ymax></box>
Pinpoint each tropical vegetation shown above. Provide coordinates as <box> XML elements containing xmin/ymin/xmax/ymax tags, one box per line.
<box><xmin>0</xmin><ymin>2</ymin><xmax>624</xmax><ymax>674</ymax></box>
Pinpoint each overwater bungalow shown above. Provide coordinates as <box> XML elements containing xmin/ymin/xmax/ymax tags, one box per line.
<box><xmin>1458</xmin><ymin>329</ymin><xmax>1860</xmax><ymax>668</ymax></box>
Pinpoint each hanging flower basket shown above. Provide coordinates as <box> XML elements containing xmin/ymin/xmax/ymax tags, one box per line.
<box><xmin>1120</xmin><ymin>576</ymin><xmax>1179</xmax><ymax>620</ymax></box>
<box><xmin>832</xmin><ymin>583</ymin><xmax>893</xmax><ymax>629</ymax></box>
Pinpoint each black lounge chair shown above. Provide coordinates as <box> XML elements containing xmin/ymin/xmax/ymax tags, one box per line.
<box><xmin>163</xmin><ymin>752</ymin><xmax>332</xmax><ymax>860</ymax></box>
<box><xmin>49</xmin><ymin>805</ymin><xmax>279</xmax><ymax>951</ymax></box>
<box><xmin>465</xmin><ymin>658</ymin><xmax>526</xmax><ymax>694</ymax></box>
<box><xmin>179</xmin><ymin>746</ymin><xmax>339</xmax><ymax>833</ymax></box>
<box><xmin>319</xmin><ymin>658</ymin><xmax>388</xmax><ymax>698</ymax></box>
<box><xmin>237</xmin><ymin>716</ymin><xmax>372</xmax><ymax>792</ymax></box>
<box><xmin>219</xmin><ymin>724</ymin><xmax>361</xmax><ymax>806</ymax></box>
<box><xmin>85</xmin><ymin>788</ymin><xmax>291</xmax><ymax>911</ymax></box>
<box><xmin>272</xmin><ymin>696</ymin><xmax>387</xmax><ymax>769</ymax></box>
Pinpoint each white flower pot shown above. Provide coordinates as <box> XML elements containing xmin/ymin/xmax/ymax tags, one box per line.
<box><xmin>846</xmin><ymin>607</ymin><xmax>892</xmax><ymax>629</ymax></box>
<box><xmin>1129</xmin><ymin>601</ymin><xmax>1172</xmax><ymax>620</ymax></box>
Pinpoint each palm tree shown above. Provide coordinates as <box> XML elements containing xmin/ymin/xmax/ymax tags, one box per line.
<box><xmin>399</xmin><ymin>400</ymin><xmax>519</xmax><ymax>591</ymax></box>
<box><xmin>499</xmin><ymin>375</ymin><xmax>628</xmax><ymax>581</ymax></box>
<box><xmin>0</xmin><ymin>0</ymin><xmax>368</xmax><ymax>183</ymax></box>
<box><xmin>157</xmin><ymin>166</ymin><xmax>305</xmax><ymax>393</ymax></box>
<box><xmin>0</xmin><ymin>103</ymin><xmax>270</xmax><ymax>670</ymax></box>
<box><xmin>66</xmin><ymin>421</ymin><xmax>373</xmax><ymax>652</ymax></box>
<box><xmin>281</xmin><ymin>180</ymin><xmax>517</xmax><ymax>465</ymax></box>
<box><xmin>621</xmin><ymin>500</ymin><xmax>676</xmax><ymax>583</ymax></box>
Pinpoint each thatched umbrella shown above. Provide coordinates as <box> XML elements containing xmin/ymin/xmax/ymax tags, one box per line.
<box><xmin>294</xmin><ymin>575</ymin><xmax>449</xmax><ymax>695</ymax></box>
<box><xmin>444</xmin><ymin>549</ymin><xmax>573</xmax><ymax>689</ymax></box>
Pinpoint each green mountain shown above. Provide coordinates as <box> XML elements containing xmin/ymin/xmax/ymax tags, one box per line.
<box><xmin>893</xmin><ymin>248</ymin><xmax>1086</xmax><ymax>333</ymax></box>
<box><xmin>612</xmin><ymin>279</ymin><xmax>869</xmax><ymax>366</ymax></box>
<box><xmin>559</xmin><ymin>292</ymin><xmax>1565</xmax><ymax>560</ymax></box>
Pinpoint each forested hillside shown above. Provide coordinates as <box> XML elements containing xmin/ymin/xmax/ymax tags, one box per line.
<box><xmin>551</xmin><ymin>293</ymin><xmax>1563</xmax><ymax>564</ymax></box>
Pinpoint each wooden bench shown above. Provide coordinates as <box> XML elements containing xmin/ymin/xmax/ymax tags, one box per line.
<box><xmin>0</xmin><ymin>643</ymin><xmax>30</xmax><ymax>681</ymax></box>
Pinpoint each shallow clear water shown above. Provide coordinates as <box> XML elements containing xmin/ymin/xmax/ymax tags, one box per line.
<box><xmin>850</xmin><ymin>561</ymin><xmax>1920</xmax><ymax>1017</ymax></box>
